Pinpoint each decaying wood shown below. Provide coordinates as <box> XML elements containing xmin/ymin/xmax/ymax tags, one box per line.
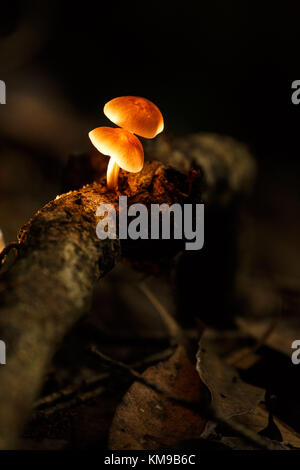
<box><xmin>0</xmin><ymin>133</ymin><xmax>255</xmax><ymax>449</ymax></box>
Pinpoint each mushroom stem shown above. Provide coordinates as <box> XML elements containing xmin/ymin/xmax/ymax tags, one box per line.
<box><xmin>107</xmin><ymin>157</ymin><xmax>120</xmax><ymax>190</ymax></box>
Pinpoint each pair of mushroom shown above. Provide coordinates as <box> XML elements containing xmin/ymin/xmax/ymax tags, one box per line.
<box><xmin>89</xmin><ymin>96</ymin><xmax>164</xmax><ymax>190</ymax></box>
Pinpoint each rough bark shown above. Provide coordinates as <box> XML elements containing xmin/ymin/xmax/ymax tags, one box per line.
<box><xmin>0</xmin><ymin>133</ymin><xmax>255</xmax><ymax>448</ymax></box>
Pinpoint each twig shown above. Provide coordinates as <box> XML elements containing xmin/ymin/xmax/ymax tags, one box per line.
<box><xmin>90</xmin><ymin>346</ymin><xmax>196</xmax><ymax>406</ymax></box>
<box><xmin>35</xmin><ymin>350</ymin><xmax>175</xmax><ymax>418</ymax></box>
<box><xmin>139</xmin><ymin>282</ymin><xmax>190</xmax><ymax>350</ymax></box>
<box><xmin>34</xmin><ymin>348</ymin><xmax>175</xmax><ymax>414</ymax></box>
<box><xmin>35</xmin><ymin>373</ymin><xmax>109</xmax><ymax>409</ymax></box>
<box><xmin>229</xmin><ymin>297</ymin><xmax>283</xmax><ymax>368</ymax></box>
<box><xmin>34</xmin><ymin>385</ymin><xmax>106</xmax><ymax>418</ymax></box>
<box><xmin>212</xmin><ymin>409</ymin><xmax>288</xmax><ymax>451</ymax></box>
<box><xmin>228</xmin><ymin>316</ymin><xmax>279</xmax><ymax>368</ymax></box>
<box><xmin>132</xmin><ymin>347</ymin><xmax>175</xmax><ymax>369</ymax></box>
<box><xmin>251</xmin><ymin>316</ymin><xmax>279</xmax><ymax>354</ymax></box>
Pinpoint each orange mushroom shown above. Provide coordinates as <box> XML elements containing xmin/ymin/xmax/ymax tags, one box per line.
<box><xmin>104</xmin><ymin>96</ymin><xmax>164</xmax><ymax>139</ymax></box>
<box><xmin>89</xmin><ymin>127</ymin><xmax>144</xmax><ymax>190</ymax></box>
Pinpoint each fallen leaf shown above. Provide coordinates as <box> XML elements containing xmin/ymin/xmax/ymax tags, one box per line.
<box><xmin>196</xmin><ymin>329</ymin><xmax>300</xmax><ymax>450</ymax></box>
<box><xmin>232</xmin><ymin>404</ymin><xmax>300</xmax><ymax>449</ymax></box>
<box><xmin>274</xmin><ymin>416</ymin><xmax>300</xmax><ymax>448</ymax></box>
<box><xmin>196</xmin><ymin>329</ymin><xmax>265</xmax><ymax>420</ymax></box>
<box><xmin>108</xmin><ymin>345</ymin><xmax>207</xmax><ymax>450</ymax></box>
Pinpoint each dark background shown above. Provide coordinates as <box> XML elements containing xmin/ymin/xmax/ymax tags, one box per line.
<box><xmin>1</xmin><ymin>0</ymin><xmax>300</xmax><ymax>164</ymax></box>
<box><xmin>0</xmin><ymin>0</ymin><xmax>299</xmax><ymax>269</ymax></box>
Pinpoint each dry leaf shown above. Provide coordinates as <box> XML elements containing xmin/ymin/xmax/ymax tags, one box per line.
<box><xmin>196</xmin><ymin>329</ymin><xmax>300</xmax><ymax>449</ymax></box>
<box><xmin>196</xmin><ymin>330</ymin><xmax>265</xmax><ymax>419</ymax></box>
<box><xmin>232</xmin><ymin>404</ymin><xmax>300</xmax><ymax>449</ymax></box>
<box><xmin>108</xmin><ymin>345</ymin><xmax>207</xmax><ymax>450</ymax></box>
<box><xmin>274</xmin><ymin>416</ymin><xmax>300</xmax><ymax>448</ymax></box>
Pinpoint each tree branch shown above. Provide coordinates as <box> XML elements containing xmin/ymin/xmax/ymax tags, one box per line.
<box><xmin>0</xmin><ymin>134</ymin><xmax>255</xmax><ymax>449</ymax></box>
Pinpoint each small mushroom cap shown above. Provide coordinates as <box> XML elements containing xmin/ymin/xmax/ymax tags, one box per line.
<box><xmin>104</xmin><ymin>96</ymin><xmax>164</xmax><ymax>139</ymax></box>
<box><xmin>88</xmin><ymin>127</ymin><xmax>144</xmax><ymax>172</ymax></box>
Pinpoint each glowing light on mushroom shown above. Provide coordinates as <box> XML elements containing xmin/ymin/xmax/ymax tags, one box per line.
<box><xmin>89</xmin><ymin>127</ymin><xmax>144</xmax><ymax>190</ymax></box>
<box><xmin>89</xmin><ymin>96</ymin><xmax>164</xmax><ymax>190</ymax></box>
<box><xmin>104</xmin><ymin>96</ymin><xmax>164</xmax><ymax>139</ymax></box>
<box><xmin>0</xmin><ymin>230</ymin><xmax>5</xmax><ymax>253</ymax></box>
